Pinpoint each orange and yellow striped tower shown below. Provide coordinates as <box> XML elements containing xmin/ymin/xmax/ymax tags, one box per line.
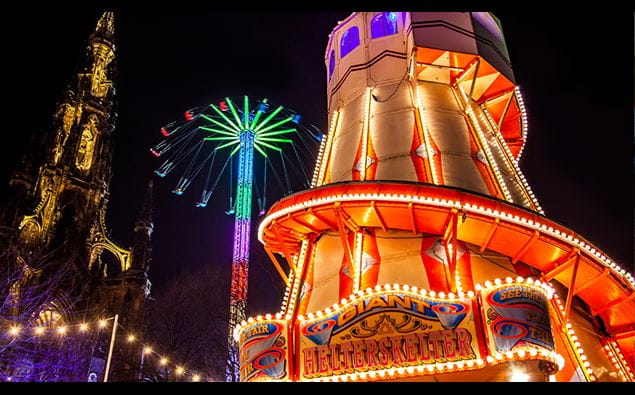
<box><xmin>236</xmin><ymin>12</ymin><xmax>634</xmax><ymax>382</ymax></box>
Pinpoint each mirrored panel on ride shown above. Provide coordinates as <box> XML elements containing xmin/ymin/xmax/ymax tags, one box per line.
<box><xmin>237</xmin><ymin>12</ymin><xmax>634</xmax><ymax>382</ymax></box>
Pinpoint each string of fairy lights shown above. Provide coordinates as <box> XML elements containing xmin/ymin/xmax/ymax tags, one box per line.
<box><xmin>2</xmin><ymin>316</ymin><xmax>208</xmax><ymax>382</ymax></box>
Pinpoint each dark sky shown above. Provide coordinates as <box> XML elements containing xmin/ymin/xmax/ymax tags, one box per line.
<box><xmin>2</xmin><ymin>8</ymin><xmax>632</xmax><ymax>317</ymax></box>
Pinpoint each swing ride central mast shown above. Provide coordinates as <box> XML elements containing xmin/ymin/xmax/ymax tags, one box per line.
<box><xmin>227</xmin><ymin>129</ymin><xmax>254</xmax><ymax>380</ymax></box>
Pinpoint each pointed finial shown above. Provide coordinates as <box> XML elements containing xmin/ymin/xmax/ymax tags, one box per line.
<box><xmin>94</xmin><ymin>12</ymin><xmax>115</xmax><ymax>39</ymax></box>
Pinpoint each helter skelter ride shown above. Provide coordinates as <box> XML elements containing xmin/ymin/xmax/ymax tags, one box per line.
<box><xmin>150</xmin><ymin>96</ymin><xmax>321</xmax><ymax>381</ymax></box>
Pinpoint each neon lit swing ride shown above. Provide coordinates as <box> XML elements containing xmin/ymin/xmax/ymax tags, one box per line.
<box><xmin>150</xmin><ymin>96</ymin><xmax>321</xmax><ymax>381</ymax></box>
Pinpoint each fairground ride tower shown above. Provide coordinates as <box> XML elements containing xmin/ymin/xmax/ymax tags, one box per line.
<box><xmin>236</xmin><ymin>12</ymin><xmax>634</xmax><ymax>382</ymax></box>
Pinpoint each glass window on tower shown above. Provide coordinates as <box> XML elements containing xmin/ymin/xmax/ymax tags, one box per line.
<box><xmin>371</xmin><ymin>12</ymin><xmax>399</xmax><ymax>39</ymax></box>
<box><xmin>340</xmin><ymin>26</ymin><xmax>360</xmax><ymax>58</ymax></box>
<box><xmin>328</xmin><ymin>50</ymin><xmax>336</xmax><ymax>80</ymax></box>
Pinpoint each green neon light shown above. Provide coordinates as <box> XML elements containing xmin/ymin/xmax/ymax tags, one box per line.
<box><xmin>257</xmin><ymin>128</ymin><xmax>297</xmax><ymax>137</ymax></box>
<box><xmin>243</xmin><ymin>96</ymin><xmax>249</xmax><ymax>129</ymax></box>
<box><xmin>230</xmin><ymin>144</ymin><xmax>241</xmax><ymax>157</ymax></box>
<box><xmin>199</xmin><ymin>126</ymin><xmax>238</xmax><ymax>137</ymax></box>
<box><xmin>209</xmin><ymin>104</ymin><xmax>242</xmax><ymax>132</ymax></box>
<box><xmin>253</xmin><ymin>106</ymin><xmax>284</xmax><ymax>132</ymax></box>
<box><xmin>256</xmin><ymin>116</ymin><xmax>293</xmax><ymax>135</ymax></box>
<box><xmin>226</xmin><ymin>98</ymin><xmax>244</xmax><ymax>130</ymax></box>
<box><xmin>253</xmin><ymin>143</ymin><xmax>268</xmax><ymax>158</ymax></box>
<box><xmin>215</xmin><ymin>140</ymin><xmax>240</xmax><ymax>150</ymax></box>
<box><xmin>255</xmin><ymin>140</ymin><xmax>282</xmax><ymax>152</ymax></box>
<box><xmin>201</xmin><ymin>114</ymin><xmax>239</xmax><ymax>134</ymax></box>
<box><xmin>258</xmin><ymin>137</ymin><xmax>292</xmax><ymax>143</ymax></box>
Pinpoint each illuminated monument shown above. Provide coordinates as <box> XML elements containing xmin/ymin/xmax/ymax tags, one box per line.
<box><xmin>237</xmin><ymin>12</ymin><xmax>634</xmax><ymax>382</ymax></box>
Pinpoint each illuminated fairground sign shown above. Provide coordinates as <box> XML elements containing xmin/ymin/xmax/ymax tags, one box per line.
<box><xmin>239</xmin><ymin>320</ymin><xmax>291</xmax><ymax>382</ymax></box>
<box><xmin>237</xmin><ymin>279</ymin><xmax>566</xmax><ymax>381</ymax></box>
<box><xmin>297</xmin><ymin>292</ymin><xmax>481</xmax><ymax>380</ymax></box>
<box><xmin>479</xmin><ymin>282</ymin><xmax>555</xmax><ymax>355</ymax></box>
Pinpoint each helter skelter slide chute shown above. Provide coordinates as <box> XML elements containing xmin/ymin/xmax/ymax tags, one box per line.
<box><xmin>150</xmin><ymin>96</ymin><xmax>321</xmax><ymax>381</ymax></box>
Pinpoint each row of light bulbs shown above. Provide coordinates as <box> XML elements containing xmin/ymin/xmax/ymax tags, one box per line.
<box><xmin>477</xmin><ymin>93</ymin><xmax>543</xmax><ymax>214</ymax></box>
<box><xmin>552</xmin><ymin>294</ymin><xmax>596</xmax><ymax>381</ymax></box>
<box><xmin>603</xmin><ymin>340</ymin><xmax>634</xmax><ymax>382</ymax></box>
<box><xmin>258</xmin><ymin>189</ymin><xmax>635</xmax><ymax>289</ymax></box>
<box><xmin>3</xmin><ymin>317</ymin><xmax>207</xmax><ymax>382</ymax></box>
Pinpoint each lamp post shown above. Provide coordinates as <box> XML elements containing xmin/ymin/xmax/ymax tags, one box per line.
<box><xmin>103</xmin><ymin>314</ymin><xmax>119</xmax><ymax>382</ymax></box>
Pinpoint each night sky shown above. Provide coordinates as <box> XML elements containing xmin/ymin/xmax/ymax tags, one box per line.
<box><xmin>2</xmin><ymin>8</ymin><xmax>632</xmax><ymax>317</ymax></box>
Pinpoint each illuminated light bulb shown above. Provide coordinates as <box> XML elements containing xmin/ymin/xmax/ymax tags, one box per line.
<box><xmin>34</xmin><ymin>327</ymin><xmax>44</xmax><ymax>336</ymax></box>
<box><xmin>240</xmin><ymin>320</ymin><xmax>247</xmax><ymax>326</ymax></box>
<box><xmin>420</xmin><ymin>289</ymin><xmax>427</xmax><ymax>296</ymax></box>
<box><xmin>374</xmin><ymin>285</ymin><xmax>382</xmax><ymax>291</ymax></box>
<box><xmin>265</xmin><ymin>314</ymin><xmax>272</xmax><ymax>320</ymax></box>
<box><xmin>505</xmin><ymin>277</ymin><xmax>513</xmax><ymax>284</ymax></box>
<box><xmin>406</xmin><ymin>366</ymin><xmax>415</xmax><ymax>374</ymax></box>
<box><xmin>127</xmin><ymin>334</ymin><xmax>136</xmax><ymax>342</ymax></box>
<box><xmin>518</xmin><ymin>350</ymin><xmax>526</xmax><ymax>358</ymax></box>
<box><xmin>297</xmin><ymin>315</ymin><xmax>305</xmax><ymax>321</ymax></box>
<box><xmin>285</xmin><ymin>314</ymin><xmax>292</xmax><ymax>320</ymax></box>
<box><xmin>416</xmin><ymin>366</ymin><xmax>424</xmax><ymax>373</ymax></box>
<box><xmin>160</xmin><ymin>357</ymin><xmax>168</xmax><ymax>366</ymax></box>
<box><xmin>192</xmin><ymin>374</ymin><xmax>201</xmax><ymax>382</ymax></box>
<box><xmin>411</xmin><ymin>286</ymin><xmax>418</xmax><ymax>293</ymax></box>
<box><xmin>448</xmin><ymin>292</ymin><xmax>455</xmax><ymax>299</ymax></box>
<box><xmin>8</xmin><ymin>326</ymin><xmax>21</xmax><ymax>336</ymax></box>
<box><xmin>484</xmin><ymin>281</ymin><xmax>492</xmax><ymax>288</ymax></box>
<box><xmin>176</xmin><ymin>366</ymin><xmax>184</xmax><ymax>375</ymax></box>
<box><xmin>316</xmin><ymin>311</ymin><xmax>324</xmax><ymax>317</ymax></box>
<box><xmin>476</xmin><ymin>358</ymin><xmax>484</xmax><ymax>366</ymax></box>
<box><xmin>458</xmin><ymin>291</ymin><xmax>465</xmax><ymax>298</ymax></box>
<box><xmin>57</xmin><ymin>326</ymin><xmax>67</xmax><ymax>335</ymax></box>
<box><xmin>98</xmin><ymin>319</ymin><xmax>107</xmax><ymax>329</ymax></box>
<box><xmin>438</xmin><ymin>292</ymin><xmax>446</xmax><ymax>299</ymax></box>
<box><xmin>369</xmin><ymin>371</ymin><xmax>377</xmax><ymax>378</ymax></box>
<box><xmin>510</xmin><ymin>370</ymin><xmax>530</xmax><ymax>382</ymax></box>
<box><xmin>495</xmin><ymin>353</ymin><xmax>503</xmax><ymax>360</ymax></box>
<box><xmin>505</xmin><ymin>351</ymin><xmax>513</xmax><ymax>359</ymax></box>
<box><xmin>340</xmin><ymin>298</ymin><xmax>347</xmax><ymax>304</ymax></box>
<box><xmin>425</xmin><ymin>365</ymin><xmax>434</xmax><ymax>372</ymax></box>
<box><xmin>429</xmin><ymin>291</ymin><xmax>436</xmax><ymax>297</ymax></box>
<box><xmin>467</xmin><ymin>361</ymin><xmax>475</xmax><ymax>368</ymax></box>
<box><xmin>143</xmin><ymin>346</ymin><xmax>153</xmax><ymax>355</ymax></box>
<box><xmin>403</xmin><ymin>285</ymin><xmax>410</xmax><ymax>292</ymax></box>
<box><xmin>384</xmin><ymin>284</ymin><xmax>391</xmax><ymax>291</ymax></box>
<box><xmin>378</xmin><ymin>370</ymin><xmax>386</xmax><ymax>377</ymax></box>
<box><xmin>494</xmin><ymin>278</ymin><xmax>502</xmax><ymax>285</ymax></box>
<box><xmin>307</xmin><ymin>313</ymin><xmax>315</xmax><ymax>320</ymax></box>
<box><xmin>325</xmin><ymin>308</ymin><xmax>332</xmax><ymax>314</ymax></box>
<box><xmin>526</xmin><ymin>278</ymin><xmax>534</xmax><ymax>285</ymax></box>
<box><xmin>79</xmin><ymin>323</ymin><xmax>89</xmax><ymax>332</ymax></box>
<box><xmin>247</xmin><ymin>317</ymin><xmax>255</xmax><ymax>324</ymax></box>
<box><xmin>359</xmin><ymin>372</ymin><xmax>367</xmax><ymax>380</ymax></box>
<box><xmin>333</xmin><ymin>304</ymin><xmax>340</xmax><ymax>310</ymax></box>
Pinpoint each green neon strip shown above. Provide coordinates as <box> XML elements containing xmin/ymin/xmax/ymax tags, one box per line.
<box><xmin>199</xmin><ymin>126</ymin><xmax>238</xmax><ymax>137</ymax></box>
<box><xmin>209</xmin><ymin>104</ymin><xmax>241</xmax><ymax>132</ymax></box>
<box><xmin>253</xmin><ymin>106</ymin><xmax>284</xmax><ymax>132</ymax></box>
<box><xmin>226</xmin><ymin>98</ymin><xmax>244</xmax><ymax>130</ymax></box>
<box><xmin>255</xmin><ymin>140</ymin><xmax>282</xmax><ymax>152</ymax></box>
<box><xmin>257</xmin><ymin>137</ymin><xmax>292</xmax><ymax>143</ymax></box>
<box><xmin>243</xmin><ymin>96</ymin><xmax>249</xmax><ymax>129</ymax></box>
<box><xmin>215</xmin><ymin>140</ymin><xmax>240</xmax><ymax>150</ymax></box>
<box><xmin>256</xmin><ymin>116</ymin><xmax>293</xmax><ymax>135</ymax></box>
<box><xmin>251</xmin><ymin>109</ymin><xmax>263</xmax><ymax>130</ymax></box>
<box><xmin>204</xmin><ymin>136</ymin><xmax>239</xmax><ymax>141</ymax></box>
<box><xmin>230</xmin><ymin>145</ymin><xmax>241</xmax><ymax>156</ymax></box>
<box><xmin>253</xmin><ymin>143</ymin><xmax>268</xmax><ymax>158</ymax></box>
<box><xmin>201</xmin><ymin>114</ymin><xmax>239</xmax><ymax>134</ymax></box>
<box><xmin>257</xmin><ymin>128</ymin><xmax>297</xmax><ymax>137</ymax></box>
